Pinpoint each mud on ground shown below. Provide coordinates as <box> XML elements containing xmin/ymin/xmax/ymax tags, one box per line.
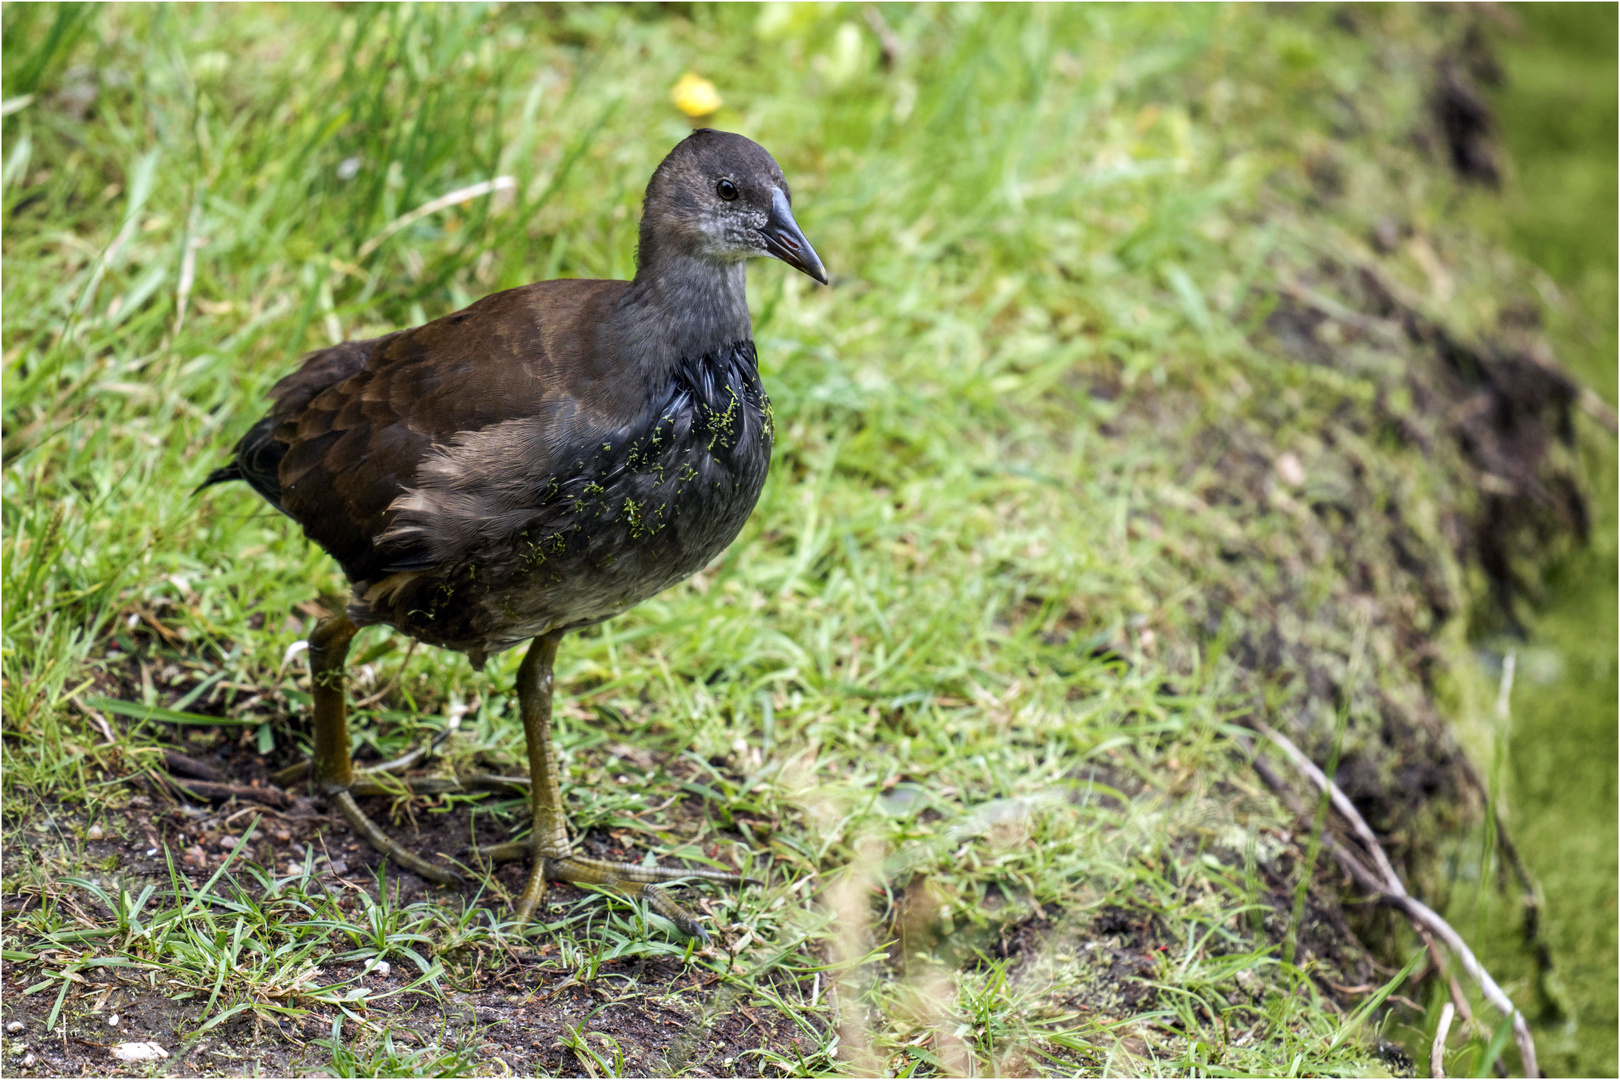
<box><xmin>2</xmin><ymin>771</ymin><xmax>816</xmax><ymax>1078</ymax></box>
<box><xmin>1</xmin><ymin>752</ymin><xmax>1387</xmax><ymax>1078</ymax></box>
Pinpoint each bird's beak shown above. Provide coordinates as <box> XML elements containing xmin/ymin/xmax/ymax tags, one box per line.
<box><xmin>760</xmin><ymin>187</ymin><xmax>828</xmax><ymax>285</ymax></box>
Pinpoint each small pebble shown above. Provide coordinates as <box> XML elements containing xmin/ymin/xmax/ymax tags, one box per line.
<box><xmin>145</xmin><ymin>847</ymin><xmax>158</xmax><ymax>857</ymax></box>
<box><xmin>1373</xmin><ymin>216</ymin><xmax>1400</xmax><ymax>253</ymax></box>
<box><xmin>110</xmin><ymin>1042</ymin><xmax>167</xmax><ymax>1062</ymax></box>
<box><xmin>182</xmin><ymin>845</ymin><xmax>207</xmax><ymax>869</ymax></box>
<box><xmin>327</xmin><ymin>859</ymin><xmax>348</xmax><ymax>876</ymax></box>
<box><xmin>369</xmin><ymin>960</ymin><xmax>391</xmax><ymax>977</ymax></box>
<box><xmin>1274</xmin><ymin>451</ymin><xmax>1306</xmax><ymax>488</ymax></box>
<box><xmin>107</xmin><ymin>1014</ymin><xmax>120</xmax><ymax>1028</ymax></box>
<box><xmin>286</xmin><ymin>862</ymin><xmax>302</xmax><ymax>876</ymax></box>
<box><xmin>6</xmin><ymin>1021</ymin><xmax>23</xmax><ymax>1033</ymax></box>
<box><xmin>217</xmin><ymin>835</ymin><xmax>239</xmax><ymax>850</ymax></box>
<box><xmin>86</xmin><ymin>824</ymin><xmax>105</xmax><ymax>841</ymax></box>
<box><xmin>21</xmin><ymin>1052</ymin><xmax>36</xmax><ymax>1067</ymax></box>
<box><xmin>290</xmin><ymin>841</ymin><xmax>307</xmax><ymax>857</ymax></box>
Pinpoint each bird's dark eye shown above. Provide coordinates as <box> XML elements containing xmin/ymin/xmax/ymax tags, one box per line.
<box><xmin>716</xmin><ymin>178</ymin><xmax>739</xmax><ymax>201</ymax></box>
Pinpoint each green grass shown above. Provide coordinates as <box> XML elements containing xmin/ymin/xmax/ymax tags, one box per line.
<box><xmin>2</xmin><ymin>4</ymin><xmax>1606</xmax><ymax>1076</ymax></box>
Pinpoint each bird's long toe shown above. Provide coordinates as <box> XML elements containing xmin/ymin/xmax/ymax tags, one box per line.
<box><xmin>270</xmin><ymin>759</ymin><xmax>311</xmax><ymax>788</ymax></box>
<box><xmin>544</xmin><ymin>853</ymin><xmax>752</xmax><ymax>941</ymax></box>
<box><xmin>465</xmin><ymin>838</ymin><xmax>533</xmax><ymax>864</ymax></box>
<box><xmin>329</xmin><ymin>788</ymin><xmax>462</xmax><ymax>885</ymax></box>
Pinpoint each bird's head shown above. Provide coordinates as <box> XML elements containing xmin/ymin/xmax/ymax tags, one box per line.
<box><xmin>639</xmin><ymin>128</ymin><xmax>827</xmax><ymax>285</ymax></box>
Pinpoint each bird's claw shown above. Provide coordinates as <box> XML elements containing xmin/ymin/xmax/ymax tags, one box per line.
<box><xmin>479</xmin><ymin>844</ymin><xmax>747</xmax><ymax>941</ymax></box>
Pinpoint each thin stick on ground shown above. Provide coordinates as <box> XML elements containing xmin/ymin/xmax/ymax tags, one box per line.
<box><xmin>1249</xmin><ymin>721</ymin><xmax>1539</xmax><ymax>1078</ymax></box>
<box><xmin>1421</xmin><ymin>923</ymin><xmax>1488</xmax><ymax>1047</ymax></box>
<box><xmin>354</xmin><ymin>639</ymin><xmax>420</xmax><ymax>709</ymax></box>
<box><xmin>1251</xmin><ymin>753</ymin><xmax>1504</xmax><ymax>1076</ymax></box>
<box><xmin>1432</xmin><ymin>1001</ymin><xmax>1456</xmax><ymax>1079</ymax></box>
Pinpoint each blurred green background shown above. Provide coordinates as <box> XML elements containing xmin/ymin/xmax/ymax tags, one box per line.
<box><xmin>1484</xmin><ymin>4</ymin><xmax>1617</xmax><ymax>1074</ymax></box>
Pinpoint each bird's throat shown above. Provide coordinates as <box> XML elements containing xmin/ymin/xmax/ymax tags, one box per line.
<box><xmin>616</xmin><ymin>253</ymin><xmax>751</xmax><ymax>368</ymax></box>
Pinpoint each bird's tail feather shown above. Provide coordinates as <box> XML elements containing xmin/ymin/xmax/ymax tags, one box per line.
<box><xmin>194</xmin><ymin>416</ymin><xmax>285</xmax><ymax>508</ymax></box>
<box><xmin>194</xmin><ymin>463</ymin><xmax>243</xmax><ymax>494</ymax></box>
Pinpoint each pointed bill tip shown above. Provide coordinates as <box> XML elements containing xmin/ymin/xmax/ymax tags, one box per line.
<box><xmin>762</xmin><ymin>187</ymin><xmax>828</xmax><ymax>286</ymax></box>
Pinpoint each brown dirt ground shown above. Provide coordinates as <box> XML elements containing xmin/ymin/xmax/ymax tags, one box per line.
<box><xmin>1</xmin><ymin>779</ymin><xmax>818</xmax><ymax>1078</ymax></box>
<box><xmin>1</xmin><ymin>731</ymin><xmax>1388</xmax><ymax>1078</ymax></box>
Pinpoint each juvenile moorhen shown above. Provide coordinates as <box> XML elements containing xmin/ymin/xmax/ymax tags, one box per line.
<box><xmin>199</xmin><ymin>129</ymin><xmax>826</xmax><ymax>940</ymax></box>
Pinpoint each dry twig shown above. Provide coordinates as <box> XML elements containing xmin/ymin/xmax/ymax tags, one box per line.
<box><xmin>1432</xmin><ymin>1001</ymin><xmax>1456</xmax><ymax>1078</ymax></box>
<box><xmin>169</xmin><ymin>777</ymin><xmax>294</xmax><ymax>809</ymax></box>
<box><xmin>162</xmin><ymin>748</ymin><xmax>226</xmax><ymax>783</ymax></box>
<box><xmin>354</xmin><ymin>638</ymin><xmax>420</xmax><ymax>709</ymax></box>
<box><xmin>1248</xmin><ymin>720</ymin><xmax>1538</xmax><ymax>1077</ymax></box>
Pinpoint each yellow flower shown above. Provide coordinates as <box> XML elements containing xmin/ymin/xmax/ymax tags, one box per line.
<box><xmin>670</xmin><ymin>72</ymin><xmax>722</xmax><ymax>118</ymax></box>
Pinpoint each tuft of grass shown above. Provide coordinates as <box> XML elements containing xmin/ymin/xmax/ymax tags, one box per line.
<box><xmin>326</xmin><ymin>1023</ymin><xmax>481</xmax><ymax>1079</ymax></box>
<box><xmin>3</xmin><ymin>4</ymin><xmax>1606</xmax><ymax>1076</ymax></box>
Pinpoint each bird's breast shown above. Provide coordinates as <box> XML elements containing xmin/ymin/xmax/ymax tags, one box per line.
<box><xmin>529</xmin><ymin>339</ymin><xmax>774</xmax><ymax>585</ymax></box>
<box><xmin>373</xmin><ymin>340</ymin><xmax>773</xmax><ymax>657</ymax></box>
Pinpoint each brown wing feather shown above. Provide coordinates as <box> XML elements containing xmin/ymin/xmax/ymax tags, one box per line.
<box><xmin>248</xmin><ymin>279</ymin><xmax>634</xmax><ymax>585</ymax></box>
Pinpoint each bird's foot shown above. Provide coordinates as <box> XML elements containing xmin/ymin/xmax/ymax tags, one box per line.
<box><xmin>271</xmin><ymin>735</ymin><xmax>495</xmax><ymax>886</ymax></box>
<box><xmin>468</xmin><ymin>839</ymin><xmax>755</xmax><ymax>943</ymax></box>
<box><xmin>275</xmin><ymin>769</ymin><xmax>530</xmax><ymax>885</ymax></box>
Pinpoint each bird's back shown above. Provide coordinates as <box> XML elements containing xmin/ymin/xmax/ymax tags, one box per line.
<box><xmin>215</xmin><ymin>279</ymin><xmax>632</xmax><ymax>577</ymax></box>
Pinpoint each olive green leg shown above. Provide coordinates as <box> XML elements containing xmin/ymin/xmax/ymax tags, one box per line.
<box><xmin>305</xmin><ymin>613</ymin><xmax>461</xmax><ymax>885</ymax></box>
<box><xmin>495</xmin><ymin>630</ymin><xmax>752</xmax><ymax>943</ymax></box>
